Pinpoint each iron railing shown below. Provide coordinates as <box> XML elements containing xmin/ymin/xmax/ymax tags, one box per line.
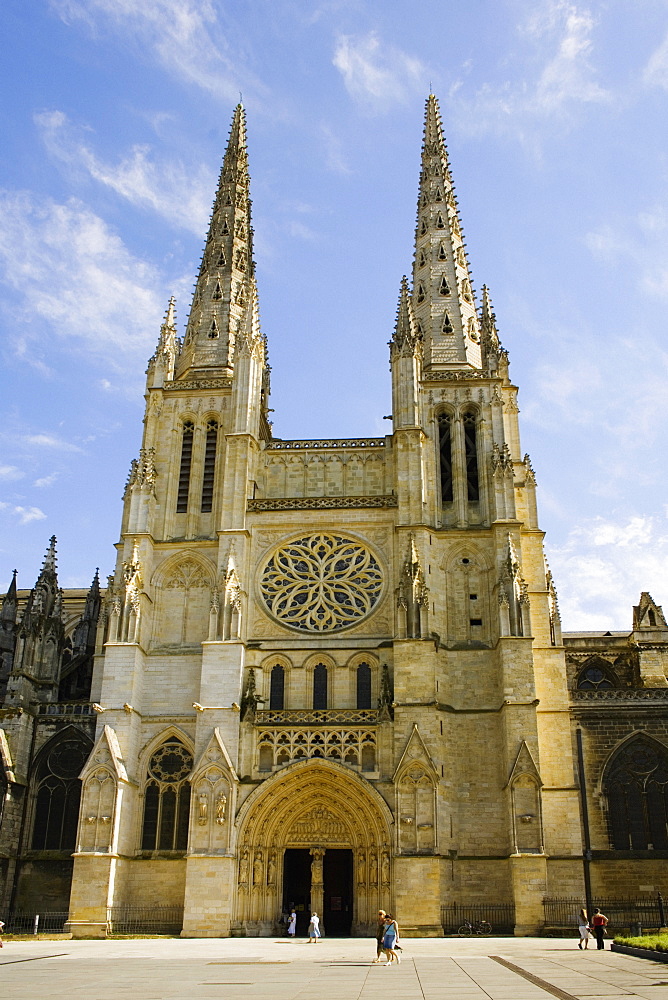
<box><xmin>36</xmin><ymin>702</ymin><xmax>95</xmax><ymax>716</ymax></box>
<box><xmin>544</xmin><ymin>896</ymin><xmax>666</xmax><ymax>931</ymax></box>
<box><xmin>4</xmin><ymin>911</ymin><xmax>69</xmax><ymax>934</ymax></box>
<box><xmin>441</xmin><ymin>902</ymin><xmax>516</xmax><ymax>934</ymax></box>
<box><xmin>107</xmin><ymin>905</ymin><xmax>184</xmax><ymax>935</ymax></box>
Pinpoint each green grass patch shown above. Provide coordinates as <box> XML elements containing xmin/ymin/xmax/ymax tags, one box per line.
<box><xmin>614</xmin><ymin>934</ymin><xmax>668</xmax><ymax>952</ymax></box>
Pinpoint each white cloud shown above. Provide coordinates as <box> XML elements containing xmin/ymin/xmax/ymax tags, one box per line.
<box><xmin>333</xmin><ymin>32</ymin><xmax>425</xmax><ymax>110</ymax></box>
<box><xmin>0</xmin><ymin>465</ymin><xmax>24</xmax><ymax>481</ymax></box>
<box><xmin>36</xmin><ymin>110</ymin><xmax>212</xmax><ymax>235</ymax></box>
<box><xmin>0</xmin><ymin>190</ymin><xmax>168</xmax><ymax>368</ymax></box>
<box><xmin>453</xmin><ymin>1</ymin><xmax>609</xmax><ymax>140</ymax></box>
<box><xmin>33</xmin><ymin>473</ymin><xmax>59</xmax><ymax>487</ymax></box>
<box><xmin>51</xmin><ymin>0</ymin><xmax>247</xmax><ymax>102</ymax></box>
<box><xmin>548</xmin><ymin>512</ymin><xmax>668</xmax><ymax>630</ymax></box>
<box><xmin>643</xmin><ymin>30</ymin><xmax>668</xmax><ymax>89</ymax></box>
<box><xmin>0</xmin><ymin>502</ymin><xmax>47</xmax><ymax>525</ymax></box>
<box><xmin>23</xmin><ymin>433</ymin><xmax>83</xmax><ymax>452</ymax></box>
<box><xmin>586</xmin><ymin>204</ymin><xmax>668</xmax><ymax>302</ymax></box>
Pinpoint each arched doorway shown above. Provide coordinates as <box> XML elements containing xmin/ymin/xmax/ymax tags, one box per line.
<box><xmin>235</xmin><ymin>759</ymin><xmax>393</xmax><ymax>936</ymax></box>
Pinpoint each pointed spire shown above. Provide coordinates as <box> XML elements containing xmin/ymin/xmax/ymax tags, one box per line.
<box><xmin>1</xmin><ymin>570</ymin><xmax>18</xmax><ymax>624</ymax></box>
<box><xmin>147</xmin><ymin>296</ymin><xmax>179</xmax><ymax>386</ymax></box>
<box><xmin>391</xmin><ymin>276</ymin><xmax>420</xmax><ymax>355</ymax></box>
<box><xmin>177</xmin><ymin>104</ymin><xmax>254</xmax><ymax>378</ymax></box>
<box><xmin>41</xmin><ymin>536</ymin><xmax>58</xmax><ymax>579</ymax></box>
<box><xmin>480</xmin><ymin>285</ymin><xmax>503</xmax><ymax>372</ymax></box>
<box><xmin>412</xmin><ymin>94</ymin><xmax>482</xmax><ymax>370</ymax></box>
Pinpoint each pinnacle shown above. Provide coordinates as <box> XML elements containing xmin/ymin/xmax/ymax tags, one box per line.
<box><xmin>41</xmin><ymin>536</ymin><xmax>58</xmax><ymax>576</ymax></box>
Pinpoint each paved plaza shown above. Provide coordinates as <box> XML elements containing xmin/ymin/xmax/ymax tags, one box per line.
<box><xmin>2</xmin><ymin>935</ymin><xmax>668</xmax><ymax>1000</ymax></box>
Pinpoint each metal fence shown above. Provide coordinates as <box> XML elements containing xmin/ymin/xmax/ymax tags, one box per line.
<box><xmin>441</xmin><ymin>902</ymin><xmax>516</xmax><ymax>934</ymax></box>
<box><xmin>107</xmin><ymin>905</ymin><xmax>184</xmax><ymax>935</ymax></box>
<box><xmin>4</xmin><ymin>911</ymin><xmax>69</xmax><ymax>934</ymax></box>
<box><xmin>544</xmin><ymin>896</ymin><xmax>665</xmax><ymax>932</ymax></box>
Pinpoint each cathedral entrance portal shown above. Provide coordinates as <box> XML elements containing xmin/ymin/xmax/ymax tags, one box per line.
<box><xmin>235</xmin><ymin>760</ymin><xmax>393</xmax><ymax>936</ymax></box>
<box><xmin>282</xmin><ymin>848</ymin><xmax>311</xmax><ymax>937</ymax></box>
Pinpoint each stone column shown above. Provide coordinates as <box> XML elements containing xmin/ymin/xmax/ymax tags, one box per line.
<box><xmin>310</xmin><ymin>846</ymin><xmax>325</xmax><ymax>935</ymax></box>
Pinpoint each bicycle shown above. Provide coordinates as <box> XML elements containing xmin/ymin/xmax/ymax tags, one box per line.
<box><xmin>457</xmin><ymin>919</ymin><xmax>492</xmax><ymax>936</ymax></box>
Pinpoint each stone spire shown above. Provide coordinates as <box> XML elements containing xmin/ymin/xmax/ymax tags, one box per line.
<box><xmin>1</xmin><ymin>569</ymin><xmax>18</xmax><ymax>625</ymax></box>
<box><xmin>391</xmin><ymin>276</ymin><xmax>420</xmax><ymax>356</ymax></box>
<box><xmin>176</xmin><ymin>104</ymin><xmax>254</xmax><ymax>379</ymax></box>
<box><xmin>412</xmin><ymin>94</ymin><xmax>482</xmax><ymax>370</ymax></box>
<box><xmin>147</xmin><ymin>296</ymin><xmax>179</xmax><ymax>387</ymax></box>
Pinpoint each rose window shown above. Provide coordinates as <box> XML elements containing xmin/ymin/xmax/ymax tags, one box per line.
<box><xmin>260</xmin><ymin>534</ymin><xmax>383</xmax><ymax>632</ymax></box>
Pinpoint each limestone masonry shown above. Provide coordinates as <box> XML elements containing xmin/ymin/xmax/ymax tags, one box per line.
<box><xmin>1</xmin><ymin>97</ymin><xmax>667</xmax><ymax>938</ymax></box>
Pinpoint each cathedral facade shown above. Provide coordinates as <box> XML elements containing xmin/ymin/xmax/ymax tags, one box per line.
<box><xmin>1</xmin><ymin>97</ymin><xmax>667</xmax><ymax>937</ymax></box>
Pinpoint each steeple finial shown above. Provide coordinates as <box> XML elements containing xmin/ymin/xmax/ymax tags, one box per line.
<box><xmin>412</xmin><ymin>94</ymin><xmax>482</xmax><ymax>370</ymax></box>
<box><xmin>1</xmin><ymin>569</ymin><xmax>18</xmax><ymax>624</ymax></box>
<box><xmin>176</xmin><ymin>104</ymin><xmax>254</xmax><ymax>379</ymax></box>
<box><xmin>41</xmin><ymin>536</ymin><xmax>58</xmax><ymax>577</ymax></box>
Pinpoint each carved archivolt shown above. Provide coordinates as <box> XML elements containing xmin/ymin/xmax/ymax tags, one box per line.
<box><xmin>237</xmin><ymin>758</ymin><xmax>392</xmax><ymax>854</ymax></box>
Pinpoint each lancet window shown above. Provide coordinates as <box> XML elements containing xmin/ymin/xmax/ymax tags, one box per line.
<box><xmin>31</xmin><ymin>733</ymin><xmax>92</xmax><ymax>851</ymax></box>
<box><xmin>356</xmin><ymin>663</ymin><xmax>372</xmax><ymax>710</ymax></box>
<box><xmin>313</xmin><ymin>663</ymin><xmax>328</xmax><ymax>710</ymax></box>
<box><xmin>176</xmin><ymin>421</ymin><xmax>194</xmax><ymax>513</ymax></box>
<box><xmin>604</xmin><ymin>737</ymin><xmax>668</xmax><ymax>851</ymax></box>
<box><xmin>269</xmin><ymin>663</ymin><xmax>285</xmax><ymax>710</ymax></box>
<box><xmin>200</xmin><ymin>420</ymin><xmax>218</xmax><ymax>513</ymax></box>
<box><xmin>141</xmin><ymin>737</ymin><xmax>193</xmax><ymax>852</ymax></box>
<box><xmin>463</xmin><ymin>411</ymin><xmax>479</xmax><ymax>502</ymax></box>
<box><xmin>438</xmin><ymin>412</ymin><xmax>453</xmax><ymax>504</ymax></box>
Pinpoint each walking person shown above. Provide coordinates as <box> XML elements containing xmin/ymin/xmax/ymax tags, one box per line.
<box><xmin>307</xmin><ymin>912</ymin><xmax>320</xmax><ymax>943</ymax></box>
<box><xmin>373</xmin><ymin>909</ymin><xmax>387</xmax><ymax>962</ymax></box>
<box><xmin>287</xmin><ymin>909</ymin><xmax>297</xmax><ymax>938</ymax></box>
<box><xmin>382</xmin><ymin>913</ymin><xmax>401</xmax><ymax>964</ymax></box>
<box><xmin>577</xmin><ymin>908</ymin><xmax>590</xmax><ymax>949</ymax></box>
<box><xmin>591</xmin><ymin>907</ymin><xmax>608</xmax><ymax>949</ymax></box>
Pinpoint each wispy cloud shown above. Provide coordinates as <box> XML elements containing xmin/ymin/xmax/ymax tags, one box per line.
<box><xmin>333</xmin><ymin>31</ymin><xmax>425</xmax><ymax>110</ymax></box>
<box><xmin>33</xmin><ymin>473</ymin><xmax>58</xmax><ymax>488</ymax></box>
<box><xmin>453</xmin><ymin>1</ymin><xmax>610</xmax><ymax>141</ymax></box>
<box><xmin>0</xmin><ymin>189</ymin><xmax>168</xmax><ymax>368</ymax></box>
<box><xmin>50</xmin><ymin>0</ymin><xmax>255</xmax><ymax>103</ymax></box>
<box><xmin>23</xmin><ymin>433</ymin><xmax>82</xmax><ymax>452</ymax></box>
<box><xmin>36</xmin><ymin>110</ymin><xmax>213</xmax><ymax>235</ymax></box>
<box><xmin>586</xmin><ymin>204</ymin><xmax>668</xmax><ymax>302</ymax></box>
<box><xmin>548</xmin><ymin>512</ymin><xmax>668</xmax><ymax>629</ymax></box>
<box><xmin>0</xmin><ymin>502</ymin><xmax>47</xmax><ymax>525</ymax></box>
<box><xmin>643</xmin><ymin>30</ymin><xmax>668</xmax><ymax>90</ymax></box>
<box><xmin>0</xmin><ymin>465</ymin><xmax>24</xmax><ymax>481</ymax></box>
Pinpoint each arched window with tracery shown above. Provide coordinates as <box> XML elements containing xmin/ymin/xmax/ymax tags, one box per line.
<box><xmin>438</xmin><ymin>413</ymin><xmax>453</xmax><ymax>504</ymax></box>
<box><xmin>31</xmin><ymin>732</ymin><xmax>92</xmax><ymax>851</ymax></box>
<box><xmin>313</xmin><ymin>663</ymin><xmax>328</xmax><ymax>710</ymax></box>
<box><xmin>269</xmin><ymin>663</ymin><xmax>285</xmax><ymax>710</ymax></box>
<box><xmin>141</xmin><ymin>737</ymin><xmax>193</xmax><ymax>852</ymax></box>
<box><xmin>577</xmin><ymin>658</ymin><xmax>616</xmax><ymax>690</ymax></box>
<box><xmin>604</xmin><ymin>737</ymin><xmax>668</xmax><ymax>850</ymax></box>
<box><xmin>356</xmin><ymin>663</ymin><xmax>372</xmax><ymax>709</ymax></box>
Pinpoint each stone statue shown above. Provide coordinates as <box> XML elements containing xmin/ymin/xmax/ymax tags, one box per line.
<box><xmin>215</xmin><ymin>792</ymin><xmax>227</xmax><ymax>825</ymax></box>
<box><xmin>267</xmin><ymin>852</ymin><xmax>276</xmax><ymax>886</ymax></box>
<box><xmin>198</xmin><ymin>792</ymin><xmax>208</xmax><ymax>826</ymax></box>
<box><xmin>381</xmin><ymin>851</ymin><xmax>390</xmax><ymax>885</ymax></box>
<box><xmin>239</xmin><ymin>849</ymin><xmax>249</xmax><ymax>885</ymax></box>
<box><xmin>253</xmin><ymin>851</ymin><xmax>264</xmax><ymax>886</ymax></box>
<box><xmin>369</xmin><ymin>853</ymin><xmax>378</xmax><ymax>885</ymax></box>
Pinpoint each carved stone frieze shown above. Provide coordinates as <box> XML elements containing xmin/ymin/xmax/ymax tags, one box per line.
<box><xmin>248</xmin><ymin>495</ymin><xmax>397</xmax><ymax>512</ymax></box>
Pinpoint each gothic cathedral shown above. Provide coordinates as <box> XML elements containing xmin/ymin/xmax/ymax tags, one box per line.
<box><xmin>1</xmin><ymin>97</ymin><xmax>667</xmax><ymax>938</ymax></box>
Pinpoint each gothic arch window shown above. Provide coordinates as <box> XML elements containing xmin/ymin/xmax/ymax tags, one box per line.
<box><xmin>31</xmin><ymin>731</ymin><xmax>92</xmax><ymax>851</ymax></box>
<box><xmin>208</xmin><ymin>319</ymin><xmax>219</xmax><ymax>339</ymax></box>
<box><xmin>577</xmin><ymin>658</ymin><xmax>617</xmax><ymax>690</ymax></box>
<box><xmin>176</xmin><ymin>421</ymin><xmax>194</xmax><ymax>513</ymax></box>
<box><xmin>442</xmin><ymin>312</ymin><xmax>453</xmax><ymax>334</ymax></box>
<box><xmin>141</xmin><ymin>736</ymin><xmax>193</xmax><ymax>852</ymax></box>
<box><xmin>200</xmin><ymin>419</ymin><xmax>218</xmax><ymax>513</ymax></box>
<box><xmin>356</xmin><ymin>663</ymin><xmax>372</xmax><ymax>710</ymax></box>
<box><xmin>438</xmin><ymin>412</ymin><xmax>453</xmax><ymax>504</ymax></box>
<box><xmin>313</xmin><ymin>663</ymin><xmax>328</xmax><ymax>710</ymax></box>
<box><xmin>462</xmin><ymin>410</ymin><xmax>479</xmax><ymax>502</ymax></box>
<box><xmin>269</xmin><ymin>663</ymin><xmax>285</xmax><ymax>710</ymax></box>
<box><xmin>604</xmin><ymin>737</ymin><xmax>668</xmax><ymax>850</ymax></box>
<box><xmin>439</xmin><ymin>276</ymin><xmax>450</xmax><ymax>296</ymax></box>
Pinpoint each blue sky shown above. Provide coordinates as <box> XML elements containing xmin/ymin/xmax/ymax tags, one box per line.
<box><xmin>1</xmin><ymin>0</ymin><xmax>667</xmax><ymax>629</ymax></box>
